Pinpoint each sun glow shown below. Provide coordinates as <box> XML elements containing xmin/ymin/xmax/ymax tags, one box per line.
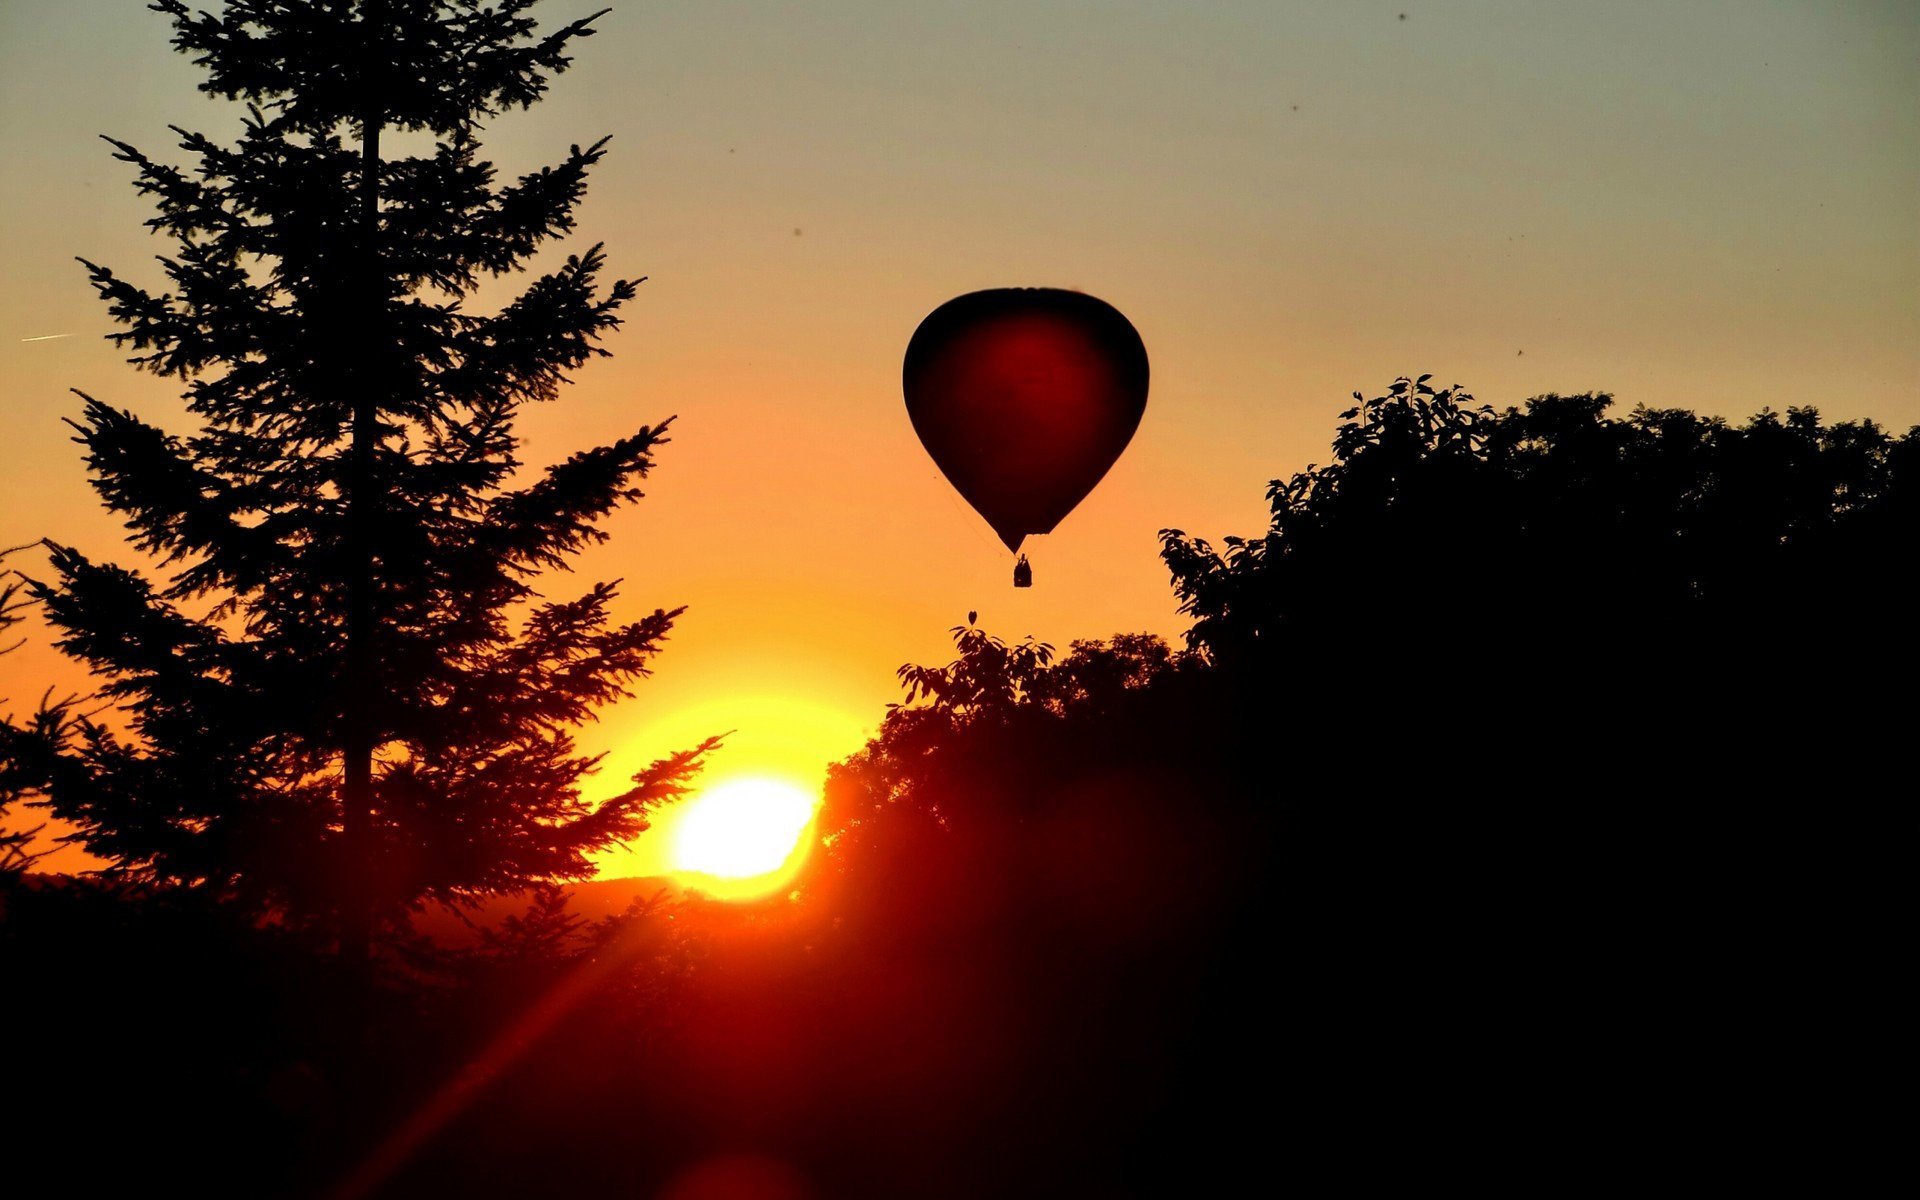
<box><xmin>670</xmin><ymin>777</ymin><xmax>819</xmax><ymax>900</ymax></box>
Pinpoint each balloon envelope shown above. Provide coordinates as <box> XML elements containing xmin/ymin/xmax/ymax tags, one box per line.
<box><xmin>903</xmin><ymin>288</ymin><xmax>1149</xmax><ymax>552</ymax></box>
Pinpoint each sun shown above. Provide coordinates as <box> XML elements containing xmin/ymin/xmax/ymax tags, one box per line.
<box><xmin>670</xmin><ymin>777</ymin><xmax>819</xmax><ymax>901</ymax></box>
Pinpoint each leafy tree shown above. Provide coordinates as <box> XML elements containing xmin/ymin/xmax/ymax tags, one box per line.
<box><xmin>7</xmin><ymin>0</ymin><xmax>707</xmax><ymax>951</ymax></box>
<box><xmin>1154</xmin><ymin>376</ymin><xmax>1917</xmax><ymax>885</ymax></box>
<box><xmin>820</xmin><ymin>620</ymin><xmax>1205</xmax><ymax>899</ymax></box>
<box><xmin>1161</xmin><ymin>375</ymin><xmax>1919</xmax><ymax>673</ymax></box>
<box><xmin>893</xmin><ymin>617</ymin><xmax>1058</xmax><ymax>719</ymax></box>
<box><xmin>805</xmin><ymin>382</ymin><xmax>1919</xmax><ymax>1195</ymax></box>
<box><xmin>834</xmin><ymin>380</ymin><xmax>1918</xmax><ymax>919</ymax></box>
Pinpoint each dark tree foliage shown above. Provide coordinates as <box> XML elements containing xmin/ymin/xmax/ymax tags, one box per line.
<box><xmin>804</xmin><ymin>380</ymin><xmax>1918</xmax><ymax>1194</ymax></box>
<box><xmin>1155</xmin><ymin>378</ymin><xmax>1917</xmax><ymax>865</ymax></box>
<box><xmin>826</xmin><ymin>621</ymin><xmax>1202</xmax><ymax>872</ymax></box>
<box><xmin>1162</xmin><ymin>376</ymin><xmax>1918</xmax><ymax>669</ymax></box>
<box><xmin>6</xmin><ymin>1</ymin><xmax>708</xmax><ymax>941</ymax></box>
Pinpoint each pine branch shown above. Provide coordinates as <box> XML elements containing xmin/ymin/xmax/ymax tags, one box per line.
<box><xmin>484</xmin><ymin>422</ymin><xmax>670</xmax><ymax>571</ymax></box>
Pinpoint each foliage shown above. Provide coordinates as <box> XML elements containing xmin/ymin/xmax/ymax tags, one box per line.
<box><xmin>804</xmin><ymin>377</ymin><xmax>1918</xmax><ymax>1195</ymax></box>
<box><xmin>894</xmin><ymin>617</ymin><xmax>1056</xmax><ymax>717</ymax></box>
<box><xmin>822</xmin><ymin>619</ymin><xmax>1203</xmax><ymax>889</ymax></box>
<box><xmin>2</xmin><ymin>0</ymin><xmax>708</xmax><ymax>936</ymax></box>
<box><xmin>1161</xmin><ymin>376</ymin><xmax>1919</xmax><ymax>666</ymax></box>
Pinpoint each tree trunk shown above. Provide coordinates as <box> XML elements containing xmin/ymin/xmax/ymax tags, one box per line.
<box><xmin>340</xmin><ymin>108</ymin><xmax>382</xmax><ymax>972</ymax></box>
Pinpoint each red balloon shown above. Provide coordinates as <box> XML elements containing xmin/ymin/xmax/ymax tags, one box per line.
<box><xmin>904</xmin><ymin>288</ymin><xmax>1149</xmax><ymax>552</ymax></box>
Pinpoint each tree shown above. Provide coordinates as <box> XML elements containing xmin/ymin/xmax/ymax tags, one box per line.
<box><xmin>801</xmin><ymin>383</ymin><xmax>1919</xmax><ymax>1195</ymax></box>
<box><xmin>8</xmin><ymin>0</ymin><xmax>708</xmax><ymax>951</ymax></box>
<box><xmin>819</xmin><ymin>620</ymin><xmax>1207</xmax><ymax>909</ymax></box>
<box><xmin>1161</xmin><ymin>376</ymin><xmax>1919</xmax><ymax>674</ymax></box>
<box><xmin>1156</xmin><ymin>375</ymin><xmax>1918</xmax><ymax>877</ymax></box>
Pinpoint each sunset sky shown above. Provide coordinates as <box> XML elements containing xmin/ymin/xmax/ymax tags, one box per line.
<box><xmin>3</xmin><ymin>1</ymin><xmax>1916</xmax><ymax>878</ymax></box>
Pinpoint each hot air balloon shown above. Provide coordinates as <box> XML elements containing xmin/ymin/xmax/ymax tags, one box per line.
<box><xmin>903</xmin><ymin>288</ymin><xmax>1149</xmax><ymax>586</ymax></box>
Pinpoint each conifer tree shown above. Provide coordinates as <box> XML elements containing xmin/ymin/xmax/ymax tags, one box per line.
<box><xmin>11</xmin><ymin>0</ymin><xmax>706</xmax><ymax>949</ymax></box>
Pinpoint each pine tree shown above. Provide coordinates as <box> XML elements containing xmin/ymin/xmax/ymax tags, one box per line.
<box><xmin>13</xmin><ymin>0</ymin><xmax>708</xmax><ymax>950</ymax></box>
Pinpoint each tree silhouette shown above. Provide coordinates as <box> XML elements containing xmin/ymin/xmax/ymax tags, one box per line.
<box><xmin>6</xmin><ymin>1</ymin><xmax>707</xmax><ymax>952</ymax></box>
<box><xmin>1158</xmin><ymin>376</ymin><xmax>1918</xmax><ymax>846</ymax></box>
<box><xmin>820</xmin><ymin>619</ymin><xmax>1208</xmax><ymax>920</ymax></box>
<box><xmin>805</xmin><ymin>380</ymin><xmax>1919</xmax><ymax>1194</ymax></box>
<box><xmin>1162</xmin><ymin>377</ymin><xmax>1918</xmax><ymax>675</ymax></box>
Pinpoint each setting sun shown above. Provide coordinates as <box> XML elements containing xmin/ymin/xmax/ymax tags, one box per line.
<box><xmin>670</xmin><ymin>777</ymin><xmax>819</xmax><ymax>900</ymax></box>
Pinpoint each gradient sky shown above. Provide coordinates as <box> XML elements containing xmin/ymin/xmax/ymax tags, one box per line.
<box><xmin>3</xmin><ymin>1</ymin><xmax>1916</xmax><ymax>877</ymax></box>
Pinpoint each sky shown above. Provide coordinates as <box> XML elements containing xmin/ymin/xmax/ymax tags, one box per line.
<box><xmin>2</xmin><ymin>1</ymin><xmax>1916</xmax><ymax>878</ymax></box>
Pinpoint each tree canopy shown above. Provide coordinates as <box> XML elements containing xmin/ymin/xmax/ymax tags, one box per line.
<box><xmin>801</xmin><ymin>379</ymin><xmax>1916</xmax><ymax>1194</ymax></box>
<box><xmin>1163</xmin><ymin>377</ymin><xmax>1917</xmax><ymax>667</ymax></box>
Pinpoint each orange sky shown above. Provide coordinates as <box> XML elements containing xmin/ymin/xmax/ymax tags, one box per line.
<box><xmin>3</xmin><ymin>2</ymin><xmax>1916</xmax><ymax>878</ymax></box>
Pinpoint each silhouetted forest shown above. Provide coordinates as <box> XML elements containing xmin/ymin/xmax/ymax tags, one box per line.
<box><xmin>8</xmin><ymin>378</ymin><xmax>1913</xmax><ymax>1196</ymax></box>
<box><xmin>2</xmin><ymin>2</ymin><xmax>1912</xmax><ymax>1196</ymax></box>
